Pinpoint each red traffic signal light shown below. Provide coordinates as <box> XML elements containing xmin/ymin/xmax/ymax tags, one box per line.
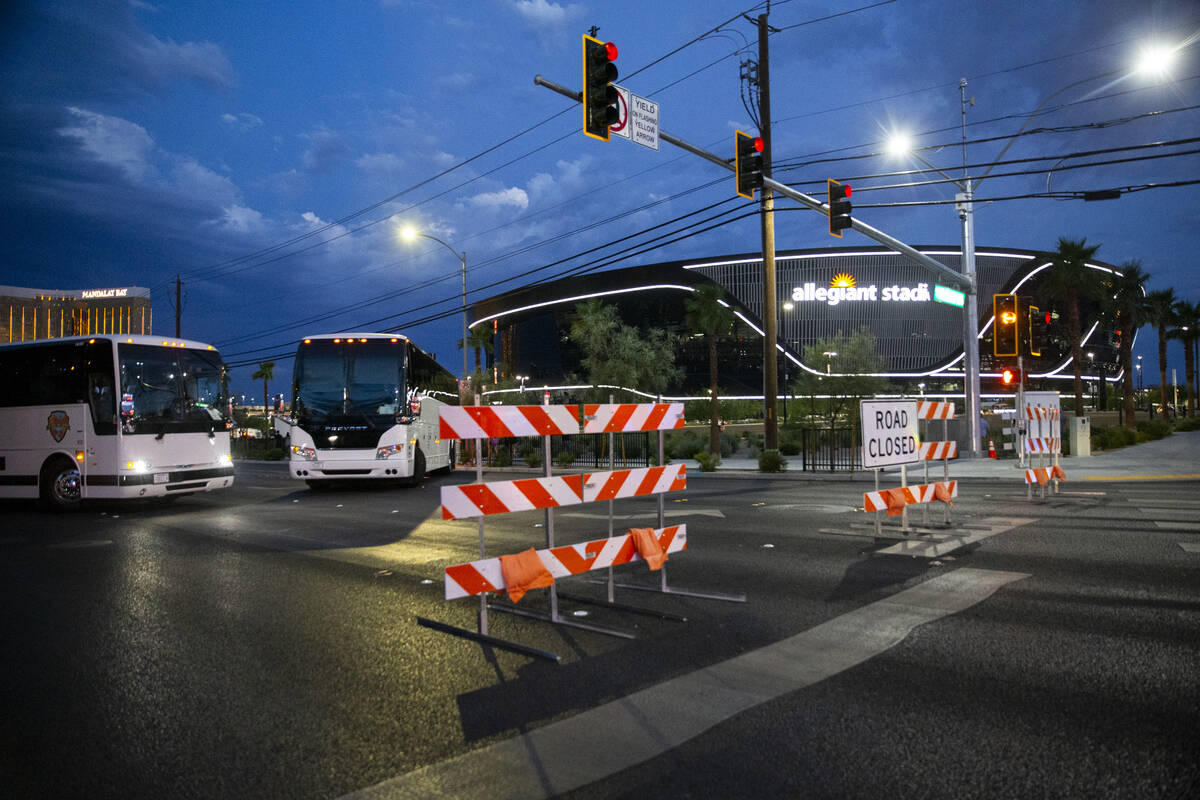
<box><xmin>828</xmin><ymin>180</ymin><xmax>852</xmax><ymax>237</ymax></box>
<box><xmin>1001</xmin><ymin>368</ymin><xmax>1016</xmax><ymax>385</ymax></box>
<box><xmin>583</xmin><ymin>35</ymin><xmax>619</xmax><ymax>141</ymax></box>
<box><xmin>735</xmin><ymin>130</ymin><xmax>764</xmax><ymax>199</ymax></box>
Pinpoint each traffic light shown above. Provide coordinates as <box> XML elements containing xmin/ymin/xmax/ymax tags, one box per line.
<box><xmin>1027</xmin><ymin>303</ymin><xmax>1042</xmax><ymax>357</ymax></box>
<box><xmin>993</xmin><ymin>293</ymin><xmax>1018</xmax><ymax>357</ymax></box>
<box><xmin>735</xmin><ymin>130</ymin><xmax>763</xmax><ymax>199</ymax></box>
<box><xmin>828</xmin><ymin>180</ymin><xmax>852</xmax><ymax>237</ymax></box>
<box><xmin>583</xmin><ymin>34</ymin><xmax>619</xmax><ymax>141</ymax></box>
<box><xmin>1001</xmin><ymin>367</ymin><xmax>1017</xmax><ymax>386</ymax></box>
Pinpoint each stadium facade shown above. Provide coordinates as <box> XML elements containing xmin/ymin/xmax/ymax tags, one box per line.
<box><xmin>469</xmin><ymin>245</ymin><xmax>1125</xmax><ymax>398</ymax></box>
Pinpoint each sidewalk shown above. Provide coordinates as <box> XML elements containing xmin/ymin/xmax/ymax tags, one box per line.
<box><xmin>707</xmin><ymin>429</ymin><xmax>1200</xmax><ymax>482</ymax></box>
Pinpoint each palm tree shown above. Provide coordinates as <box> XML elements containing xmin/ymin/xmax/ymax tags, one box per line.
<box><xmin>1101</xmin><ymin>261</ymin><xmax>1149</xmax><ymax>429</ymax></box>
<box><xmin>252</xmin><ymin>361</ymin><xmax>275</xmax><ymax>418</ymax></box>
<box><xmin>1039</xmin><ymin>237</ymin><xmax>1104</xmax><ymax>416</ymax></box>
<box><xmin>458</xmin><ymin>325</ymin><xmax>494</xmax><ymax>381</ymax></box>
<box><xmin>1144</xmin><ymin>288</ymin><xmax>1177</xmax><ymax>419</ymax></box>
<box><xmin>1171</xmin><ymin>300</ymin><xmax>1200</xmax><ymax>418</ymax></box>
<box><xmin>685</xmin><ymin>283</ymin><xmax>735</xmax><ymax>455</ymax></box>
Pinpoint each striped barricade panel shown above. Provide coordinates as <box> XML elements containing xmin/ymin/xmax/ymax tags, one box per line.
<box><xmin>443</xmin><ymin>525</ymin><xmax>688</xmax><ymax>600</ymax></box>
<box><xmin>1024</xmin><ymin>437</ymin><xmax>1061</xmax><ymax>454</ymax></box>
<box><xmin>582</xmin><ymin>402</ymin><xmax>686</xmax><ymax>434</ymax></box>
<box><xmin>582</xmin><ymin>464</ymin><xmax>687</xmax><ymax>502</ymax></box>
<box><xmin>438</xmin><ymin>404</ymin><xmax>580</xmax><ymax>440</ymax></box>
<box><xmin>441</xmin><ymin>474</ymin><xmax>585</xmax><ymax>519</ymax></box>
<box><xmin>1024</xmin><ymin>407</ymin><xmax>1061</xmax><ymax>420</ymax></box>
<box><xmin>916</xmin><ymin>400</ymin><xmax>956</xmax><ymax>420</ymax></box>
<box><xmin>918</xmin><ymin>440</ymin><xmax>958</xmax><ymax>460</ymax></box>
<box><xmin>1024</xmin><ymin>466</ymin><xmax>1066</xmax><ymax>485</ymax></box>
<box><xmin>863</xmin><ymin>480</ymin><xmax>957</xmax><ymax>512</ymax></box>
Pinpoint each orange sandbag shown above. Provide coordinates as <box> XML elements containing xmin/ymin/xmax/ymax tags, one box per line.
<box><xmin>1051</xmin><ymin>465</ymin><xmax>1067</xmax><ymax>482</ymax></box>
<box><xmin>885</xmin><ymin>488</ymin><xmax>908</xmax><ymax>516</ymax></box>
<box><xmin>498</xmin><ymin>548</ymin><xmax>554</xmax><ymax>603</ymax></box>
<box><xmin>933</xmin><ymin>482</ymin><xmax>955</xmax><ymax>507</ymax></box>
<box><xmin>629</xmin><ymin>527</ymin><xmax>668</xmax><ymax>570</ymax></box>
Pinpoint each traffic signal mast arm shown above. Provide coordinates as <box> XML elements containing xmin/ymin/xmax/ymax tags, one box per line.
<box><xmin>533</xmin><ymin>73</ymin><xmax>976</xmax><ymax>294</ymax></box>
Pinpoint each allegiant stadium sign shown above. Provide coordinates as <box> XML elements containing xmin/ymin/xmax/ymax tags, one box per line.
<box><xmin>791</xmin><ymin>274</ymin><xmax>932</xmax><ymax>306</ymax></box>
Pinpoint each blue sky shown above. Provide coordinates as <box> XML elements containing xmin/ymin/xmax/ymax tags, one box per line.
<box><xmin>1</xmin><ymin>0</ymin><xmax>1198</xmax><ymax>399</ymax></box>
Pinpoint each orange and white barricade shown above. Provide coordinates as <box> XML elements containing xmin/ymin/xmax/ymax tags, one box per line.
<box><xmin>418</xmin><ymin>398</ymin><xmax>741</xmax><ymax>662</ymax></box>
<box><xmin>1021</xmin><ymin>395</ymin><xmax>1065</xmax><ymax>498</ymax></box>
<box><xmin>915</xmin><ymin>400</ymin><xmax>958</xmax><ymax>525</ymax></box>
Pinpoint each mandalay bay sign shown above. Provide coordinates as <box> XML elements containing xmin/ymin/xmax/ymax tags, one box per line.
<box><xmin>791</xmin><ymin>273</ymin><xmax>932</xmax><ymax>306</ymax></box>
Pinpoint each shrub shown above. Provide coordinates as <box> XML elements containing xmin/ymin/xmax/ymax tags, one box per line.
<box><xmin>666</xmin><ymin>430</ymin><xmax>706</xmax><ymax>460</ymax></box>
<box><xmin>554</xmin><ymin>450</ymin><xmax>576</xmax><ymax>467</ymax></box>
<box><xmin>758</xmin><ymin>449</ymin><xmax>786</xmax><ymax>473</ymax></box>
<box><xmin>1136</xmin><ymin>419</ymin><xmax>1172</xmax><ymax>440</ymax></box>
<box><xmin>521</xmin><ymin>445</ymin><xmax>542</xmax><ymax>469</ymax></box>
<box><xmin>490</xmin><ymin>446</ymin><xmax>512</xmax><ymax>467</ymax></box>
<box><xmin>693</xmin><ymin>450</ymin><xmax>721</xmax><ymax>472</ymax></box>
<box><xmin>1176</xmin><ymin>416</ymin><xmax>1200</xmax><ymax>432</ymax></box>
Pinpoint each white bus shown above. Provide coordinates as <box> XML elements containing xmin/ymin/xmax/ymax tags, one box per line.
<box><xmin>283</xmin><ymin>333</ymin><xmax>458</xmax><ymax>488</ymax></box>
<box><xmin>0</xmin><ymin>335</ymin><xmax>234</xmax><ymax>511</ymax></box>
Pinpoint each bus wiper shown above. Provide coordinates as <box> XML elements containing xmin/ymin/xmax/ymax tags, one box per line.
<box><xmin>156</xmin><ymin>426</ymin><xmax>165</xmax><ymax>441</ymax></box>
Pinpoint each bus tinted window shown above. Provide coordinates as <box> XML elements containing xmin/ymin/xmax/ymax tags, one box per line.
<box><xmin>117</xmin><ymin>344</ymin><xmax>226</xmax><ymax>434</ymax></box>
<box><xmin>0</xmin><ymin>343</ymin><xmax>87</xmax><ymax>407</ymax></box>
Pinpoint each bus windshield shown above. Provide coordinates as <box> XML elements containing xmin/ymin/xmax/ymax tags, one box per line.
<box><xmin>118</xmin><ymin>343</ymin><xmax>227</xmax><ymax>434</ymax></box>
<box><xmin>294</xmin><ymin>339</ymin><xmax>404</xmax><ymax>426</ymax></box>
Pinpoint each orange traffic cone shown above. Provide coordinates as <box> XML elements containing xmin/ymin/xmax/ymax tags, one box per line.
<box><xmin>988</xmin><ymin>438</ymin><xmax>997</xmax><ymax>459</ymax></box>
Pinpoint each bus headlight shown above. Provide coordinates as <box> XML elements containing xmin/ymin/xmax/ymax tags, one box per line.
<box><xmin>126</xmin><ymin>460</ymin><xmax>150</xmax><ymax>473</ymax></box>
<box><xmin>291</xmin><ymin>445</ymin><xmax>317</xmax><ymax>461</ymax></box>
<box><xmin>376</xmin><ymin>443</ymin><xmax>404</xmax><ymax>460</ymax></box>
<box><xmin>219</xmin><ymin>454</ymin><xmax>233</xmax><ymax>466</ymax></box>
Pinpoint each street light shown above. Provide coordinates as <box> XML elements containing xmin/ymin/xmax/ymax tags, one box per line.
<box><xmin>1136</xmin><ymin>355</ymin><xmax>1143</xmax><ymax>409</ymax></box>
<box><xmin>887</xmin><ymin>42</ymin><xmax>1184</xmax><ymax>456</ymax></box>
<box><xmin>1088</xmin><ymin>351</ymin><xmax>1096</xmax><ymax>409</ymax></box>
<box><xmin>824</xmin><ymin>350</ymin><xmax>837</xmax><ymax>424</ymax></box>
<box><xmin>400</xmin><ymin>225</ymin><xmax>469</xmax><ymax>383</ymax></box>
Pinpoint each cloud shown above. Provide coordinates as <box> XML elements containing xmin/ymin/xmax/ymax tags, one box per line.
<box><xmin>356</xmin><ymin>152</ymin><xmax>405</xmax><ymax>175</ymax></box>
<box><xmin>131</xmin><ymin>36</ymin><xmax>235</xmax><ymax>90</ymax></box>
<box><xmin>433</xmin><ymin>72</ymin><xmax>476</xmax><ymax>92</ymax></box>
<box><xmin>221</xmin><ymin>205</ymin><xmax>265</xmax><ymax>233</ymax></box>
<box><xmin>301</xmin><ymin>128</ymin><xmax>352</xmax><ymax>173</ymax></box>
<box><xmin>513</xmin><ymin>0</ymin><xmax>579</xmax><ymax>27</ymax></box>
<box><xmin>469</xmin><ymin>187</ymin><xmax>530</xmax><ymax>212</ymax></box>
<box><xmin>59</xmin><ymin>106</ymin><xmax>157</xmax><ymax>182</ymax></box>
<box><xmin>220</xmin><ymin>112</ymin><xmax>264</xmax><ymax>130</ymax></box>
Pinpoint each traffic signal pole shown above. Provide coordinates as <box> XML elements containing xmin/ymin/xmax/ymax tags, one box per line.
<box><xmin>756</xmin><ymin>13</ymin><xmax>779</xmax><ymax>453</ymax></box>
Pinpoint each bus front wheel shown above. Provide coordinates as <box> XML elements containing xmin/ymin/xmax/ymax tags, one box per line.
<box><xmin>40</xmin><ymin>456</ymin><xmax>82</xmax><ymax>512</ymax></box>
<box><xmin>410</xmin><ymin>449</ymin><xmax>426</xmax><ymax>487</ymax></box>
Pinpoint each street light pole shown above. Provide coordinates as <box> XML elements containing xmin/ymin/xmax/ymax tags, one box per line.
<box><xmin>401</xmin><ymin>227</ymin><xmax>468</xmax><ymax>382</ymax></box>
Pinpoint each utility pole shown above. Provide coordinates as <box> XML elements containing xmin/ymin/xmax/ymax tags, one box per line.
<box><xmin>757</xmin><ymin>12</ymin><xmax>779</xmax><ymax>453</ymax></box>
<box><xmin>175</xmin><ymin>275</ymin><xmax>182</xmax><ymax>338</ymax></box>
<box><xmin>958</xmin><ymin>79</ymin><xmax>983</xmax><ymax>458</ymax></box>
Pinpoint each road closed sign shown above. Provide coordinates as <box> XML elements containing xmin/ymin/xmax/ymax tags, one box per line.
<box><xmin>860</xmin><ymin>399</ymin><xmax>920</xmax><ymax>469</ymax></box>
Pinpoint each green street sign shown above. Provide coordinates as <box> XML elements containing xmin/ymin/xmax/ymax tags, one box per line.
<box><xmin>933</xmin><ymin>284</ymin><xmax>965</xmax><ymax>307</ymax></box>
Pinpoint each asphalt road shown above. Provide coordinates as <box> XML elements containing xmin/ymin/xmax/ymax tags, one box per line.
<box><xmin>1</xmin><ymin>462</ymin><xmax>1197</xmax><ymax>799</ymax></box>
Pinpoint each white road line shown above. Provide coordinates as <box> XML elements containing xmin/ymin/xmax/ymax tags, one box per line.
<box><xmin>340</xmin><ymin>567</ymin><xmax>1029</xmax><ymax>800</ymax></box>
<box><xmin>874</xmin><ymin>517</ymin><xmax>1035</xmax><ymax>558</ymax></box>
<box><xmin>560</xmin><ymin>509</ymin><xmax>726</xmax><ymax>520</ymax></box>
<box><xmin>1179</xmin><ymin>542</ymin><xmax>1200</xmax><ymax>553</ymax></box>
<box><xmin>1153</xmin><ymin>521</ymin><xmax>1200</xmax><ymax>531</ymax></box>
<box><xmin>1137</xmin><ymin>508</ymin><xmax>1200</xmax><ymax>521</ymax></box>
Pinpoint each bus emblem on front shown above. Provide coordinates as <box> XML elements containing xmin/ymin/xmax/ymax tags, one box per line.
<box><xmin>46</xmin><ymin>410</ymin><xmax>71</xmax><ymax>443</ymax></box>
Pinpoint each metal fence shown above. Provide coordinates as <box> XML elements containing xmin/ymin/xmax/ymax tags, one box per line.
<box><xmin>797</xmin><ymin>426</ymin><xmax>857</xmax><ymax>471</ymax></box>
<box><xmin>483</xmin><ymin>432</ymin><xmax>655</xmax><ymax>469</ymax></box>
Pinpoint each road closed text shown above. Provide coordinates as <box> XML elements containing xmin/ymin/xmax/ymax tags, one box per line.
<box><xmin>860</xmin><ymin>400</ymin><xmax>920</xmax><ymax>469</ymax></box>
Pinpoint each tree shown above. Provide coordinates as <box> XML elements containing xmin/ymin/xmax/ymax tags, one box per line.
<box><xmin>252</xmin><ymin>361</ymin><xmax>275</xmax><ymax>417</ymax></box>
<box><xmin>1100</xmin><ymin>261</ymin><xmax>1149</xmax><ymax>429</ymax></box>
<box><xmin>458</xmin><ymin>325</ymin><xmax>494</xmax><ymax>379</ymax></box>
<box><xmin>791</xmin><ymin>327</ymin><xmax>890</xmax><ymax>438</ymax></box>
<box><xmin>1144</xmin><ymin>288</ymin><xmax>1177</xmax><ymax>419</ymax></box>
<box><xmin>1171</xmin><ymin>299</ymin><xmax>1200</xmax><ymax>418</ymax></box>
<box><xmin>684</xmin><ymin>283</ymin><xmax>735</xmax><ymax>455</ymax></box>
<box><xmin>1039</xmin><ymin>237</ymin><xmax>1105</xmax><ymax>416</ymax></box>
<box><xmin>569</xmin><ymin>299</ymin><xmax>680</xmax><ymax>401</ymax></box>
